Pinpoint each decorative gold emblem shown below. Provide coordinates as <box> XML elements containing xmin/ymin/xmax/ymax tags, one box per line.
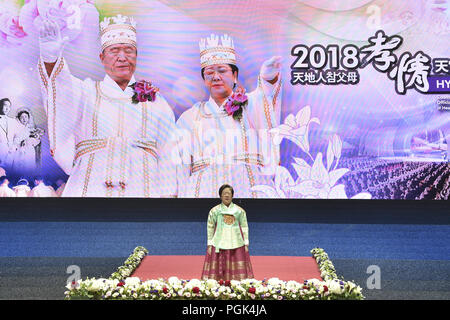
<box><xmin>223</xmin><ymin>214</ymin><xmax>235</xmax><ymax>225</ymax></box>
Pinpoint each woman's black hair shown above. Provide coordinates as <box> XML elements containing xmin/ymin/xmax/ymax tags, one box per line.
<box><xmin>0</xmin><ymin>98</ymin><xmax>11</xmax><ymax>115</ymax></box>
<box><xmin>17</xmin><ymin>110</ymin><xmax>30</xmax><ymax>120</ymax></box>
<box><xmin>219</xmin><ymin>184</ymin><xmax>234</xmax><ymax>197</ymax></box>
<box><xmin>201</xmin><ymin>64</ymin><xmax>239</xmax><ymax>81</ymax></box>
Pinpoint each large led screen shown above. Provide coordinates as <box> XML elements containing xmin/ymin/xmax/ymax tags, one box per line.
<box><xmin>0</xmin><ymin>0</ymin><xmax>448</xmax><ymax>199</ymax></box>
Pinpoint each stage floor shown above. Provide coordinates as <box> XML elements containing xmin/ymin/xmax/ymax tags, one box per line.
<box><xmin>131</xmin><ymin>255</ymin><xmax>322</xmax><ymax>282</ymax></box>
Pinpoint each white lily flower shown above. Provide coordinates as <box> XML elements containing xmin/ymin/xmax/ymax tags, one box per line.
<box><xmin>351</xmin><ymin>192</ymin><xmax>372</xmax><ymax>199</ymax></box>
<box><xmin>251</xmin><ymin>165</ymin><xmax>295</xmax><ymax>198</ymax></box>
<box><xmin>326</xmin><ymin>134</ymin><xmax>343</xmax><ymax>171</ymax></box>
<box><xmin>290</xmin><ymin>153</ymin><xmax>349</xmax><ymax>199</ymax></box>
<box><xmin>270</xmin><ymin>106</ymin><xmax>320</xmax><ymax>154</ymax></box>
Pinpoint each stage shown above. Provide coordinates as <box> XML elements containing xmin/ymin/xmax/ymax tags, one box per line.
<box><xmin>131</xmin><ymin>255</ymin><xmax>322</xmax><ymax>282</ymax></box>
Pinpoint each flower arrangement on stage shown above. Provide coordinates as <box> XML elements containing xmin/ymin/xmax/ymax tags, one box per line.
<box><xmin>110</xmin><ymin>246</ymin><xmax>148</xmax><ymax>280</ymax></box>
<box><xmin>311</xmin><ymin>247</ymin><xmax>338</xmax><ymax>280</ymax></box>
<box><xmin>64</xmin><ymin>246</ymin><xmax>364</xmax><ymax>300</ymax></box>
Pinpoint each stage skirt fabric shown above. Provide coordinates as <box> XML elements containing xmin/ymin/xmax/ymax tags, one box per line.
<box><xmin>201</xmin><ymin>245</ymin><xmax>254</xmax><ymax>281</ymax></box>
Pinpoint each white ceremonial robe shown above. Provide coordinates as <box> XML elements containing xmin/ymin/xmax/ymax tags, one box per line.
<box><xmin>0</xmin><ymin>184</ymin><xmax>16</xmax><ymax>197</ymax></box>
<box><xmin>13</xmin><ymin>185</ymin><xmax>31</xmax><ymax>197</ymax></box>
<box><xmin>29</xmin><ymin>183</ymin><xmax>57</xmax><ymax>197</ymax></box>
<box><xmin>37</xmin><ymin>57</ymin><xmax>178</xmax><ymax>197</ymax></box>
<box><xmin>176</xmin><ymin>76</ymin><xmax>282</xmax><ymax>198</ymax></box>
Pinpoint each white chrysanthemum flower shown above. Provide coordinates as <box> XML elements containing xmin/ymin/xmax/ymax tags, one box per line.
<box><xmin>324</xmin><ymin>279</ymin><xmax>341</xmax><ymax>294</ymax></box>
<box><xmin>307</xmin><ymin>278</ymin><xmax>321</xmax><ymax>286</ymax></box>
<box><xmin>168</xmin><ymin>277</ymin><xmax>181</xmax><ymax>286</ymax></box>
<box><xmin>206</xmin><ymin>279</ymin><xmax>218</xmax><ymax>289</ymax></box>
<box><xmin>286</xmin><ymin>280</ymin><xmax>300</xmax><ymax>289</ymax></box>
<box><xmin>186</xmin><ymin>278</ymin><xmax>202</xmax><ymax>289</ymax></box>
<box><xmin>87</xmin><ymin>280</ymin><xmax>102</xmax><ymax>292</ymax></box>
<box><xmin>146</xmin><ymin>279</ymin><xmax>162</xmax><ymax>288</ymax></box>
<box><xmin>124</xmin><ymin>277</ymin><xmax>141</xmax><ymax>286</ymax></box>
<box><xmin>230</xmin><ymin>280</ymin><xmax>240</xmax><ymax>287</ymax></box>
<box><xmin>267</xmin><ymin>277</ymin><xmax>281</xmax><ymax>286</ymax></box>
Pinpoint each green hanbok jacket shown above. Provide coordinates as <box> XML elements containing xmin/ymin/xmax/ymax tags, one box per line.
<box><xmin>207</xmin><ymin>202</ymin><xmax>249</xmax><ymax>252</ymax></box>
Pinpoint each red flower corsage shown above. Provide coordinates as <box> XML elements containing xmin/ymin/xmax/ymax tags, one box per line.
<box><xmin>129</xmin><ymin>80</ymin><xmax>159</xmax><ymax>104</ymax></box>
<box><xmin>224</xmin><ymin>86</ymin><xmax>248</xmax><ymax>120</ymax></box>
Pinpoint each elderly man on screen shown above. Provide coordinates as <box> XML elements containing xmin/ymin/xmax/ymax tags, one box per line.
<box><xmin>176</xmin><ymin>34</ymin><xmax>282</xmax><ymax>198</ymax></box>
<box><xmin>37</xmin><ymin>15</ymin><xmax>178</xmax><ymax>197</ymax></box>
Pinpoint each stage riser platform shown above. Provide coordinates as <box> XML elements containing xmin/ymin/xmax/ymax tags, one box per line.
<box><xmin>131</xmin><ymin>255</ymin><xmax>322</xmax><ymax>282</ymax></box>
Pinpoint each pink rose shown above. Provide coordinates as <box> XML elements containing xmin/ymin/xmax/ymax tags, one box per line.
<box><xmin>233</xmin><ymin>87</ymin><xmax>248</xmax><ymax>104</ymax></box>
<box><xmin>224</xmin><ymin>99</ymin><xmax>240</xmax><ymax>115</ymax></box>
<box><xmin>134</xmin><ymin>81</ymin><xmax>146</xmax><ymax>94</ymax></box>
<box><xmin>0</xmin><ymin>14</ymin><xmax>27</xmax><ymax>47</ymax></box>
<box><xmin>137</xmin><ymin>92</ymin><xmax>148</xmax><ymax>103</ymax></box>
<box><xmin>130</xmin><ymin>80</ymin><xmax>158</xmax><ymax>104</ymax></box>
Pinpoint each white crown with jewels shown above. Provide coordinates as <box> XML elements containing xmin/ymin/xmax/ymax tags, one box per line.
<box><xmin>100</xmin><ymin>14</ymin><xmax>137</xmax><ymax>51</ymax></box>
<box><xmin>199</xmin><ymin>34</ymin><xmax>236</xmax><ymax>68</ymax></box>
